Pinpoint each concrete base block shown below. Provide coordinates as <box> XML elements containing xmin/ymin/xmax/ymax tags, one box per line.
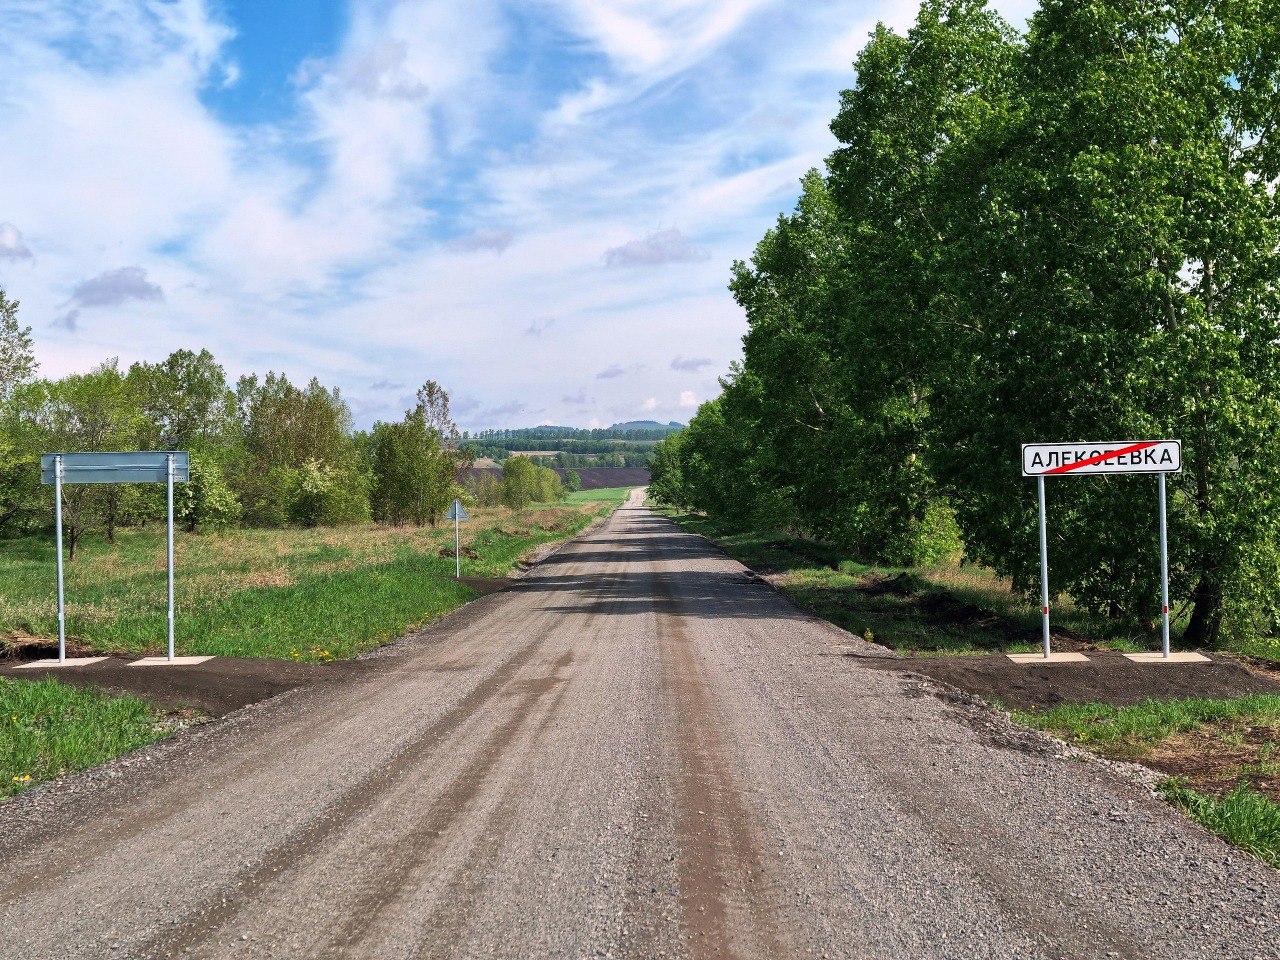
<box><xmin>129</xmin><ymin>655</ymin><xmax>215</xmax><ymax>667</ymax></box>
<box><xmin>12</xmin><ymin>657</ymin><xmax>109</xmax><ymax>669</ymax></box>
<box><xmin>1122</xmin><ymin>651</ymin><xmax>1212</xmax><ymax>664</ymax></box>
<box><xmin>1006</xmin><ymin>652</ymin><xmax>1091</xmax><ymax>664</ymax></box>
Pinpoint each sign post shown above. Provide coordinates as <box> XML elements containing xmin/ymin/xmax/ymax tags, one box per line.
<box><xmin>18</xmin><ymin>452</ymin><xmax>204</xmax><ymax>670</ymax></box>
<box><xmin>1019</xmin><ymin>440</ymin><xmax>1202</xmax><ymax>663</ymax></box>
<box><xmin>445</xmin><ymin>498</ymin><xmax>469</xmax><ymax>579</ymax></box>
<box><xmin>54</xmin><ymin>455</ymin><xmax>66</xmax><ymax>663</ymax></box>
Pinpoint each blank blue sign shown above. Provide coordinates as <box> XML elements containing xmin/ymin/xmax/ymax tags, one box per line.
<box><xmin>41</xmin><ymin>451</ymin><xmax>190</xmax><ymax>485</ymax></box>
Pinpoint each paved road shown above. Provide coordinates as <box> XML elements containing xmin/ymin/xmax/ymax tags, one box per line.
<box><xmin>1</xmin><ymin>491</ymin><xmax>1276</xmax><ymax>959</ymax></box>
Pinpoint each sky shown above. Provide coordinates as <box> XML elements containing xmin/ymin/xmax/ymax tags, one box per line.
<box><xmin>0</xmin><ymin>0</ymin><xmax>1035</xmax><ymax>432</ymax></box>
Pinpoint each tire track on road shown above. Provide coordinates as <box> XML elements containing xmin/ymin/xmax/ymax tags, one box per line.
<box><xmin>653</xmin><ymin>564</ymin><xmax>792</xmax><ymax>960</ymax></box>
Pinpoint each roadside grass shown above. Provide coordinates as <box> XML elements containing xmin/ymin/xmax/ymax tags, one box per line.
<box><xmin>1159</xmin><ymin>783</ymin><xmax>1280</xmax><ymax>868</ymax></box>
<box><xmin>0</xmin><ymin>501</ymin><xmax>613</xmax><ymax>662</ymax></box>
<box><xmin>0</xmin><ymin>677</ymin><xmax>170</xmax><ymax>797</ymax></box>
<box><xmin>1012</xmin><ymin>695</ymin><xmax>1280</xmax><ymax>866</ymax></box>
<box><xmin>563</xmin><ymin>486</ymin><xmax>636</xmax><ymax>506</ymax></box>
<box><xmin>657</xmin><ymin>508</ymin><xmax>1143</xmax><ymax>656</ymax></box>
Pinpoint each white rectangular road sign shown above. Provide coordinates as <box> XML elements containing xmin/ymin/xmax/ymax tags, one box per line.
<box><xmin>1021</xmin><ymin>440</ymin><xmax>1181</xmax><ymax>477</ymax></box>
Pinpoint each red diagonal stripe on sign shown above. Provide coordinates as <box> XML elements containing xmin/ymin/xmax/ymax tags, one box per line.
<box><xmin>1045</xmin><ymin>441</ymin><xmax>1158</xmax><ymax>475</ymax></box>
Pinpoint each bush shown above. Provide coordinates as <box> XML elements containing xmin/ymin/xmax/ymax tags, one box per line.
<box><xmin>286</xmin><ymin>459</ymin><xmax>371</xmax><ymax>527</ymax></box>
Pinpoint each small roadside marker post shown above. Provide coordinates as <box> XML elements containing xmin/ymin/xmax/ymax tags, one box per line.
<box><xmin>18</xmin><ymin>452</ymin><xmax>211</xmax><ymax>670</ymax></box>
<box><xmin>1018</xmin><ymin>440</ymin><xmax>1204</xmax><ymax>664</ymax></box>
<box><xmin>445</xmin><ymin>498</ymin><xmax>469</xmax><ymax>579</ymax></box>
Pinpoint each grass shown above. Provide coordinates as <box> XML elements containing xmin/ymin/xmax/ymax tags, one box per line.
<box><xmin>657</xmin><ymin>508</ymin><xmax>1142</xmax><ymax>656</ymax></box>
<box><xmin>1013</xmin><ymin>695</ymin><xmax>1280</xmax><ymax>867</ymax></box>
<box><xmin>0</xmin><ymin>500</ymin><xmax>614</xmax><ymax>662</ymax></box>
<box><xmin>0</xmin><ymin>676</ymin><xmax>170</xmax><ymax>797</ymax></box>
<box><xmin>1160</xmin><ymin>782</ymin><xmax>1280</xmax><ymax>867</ymax></box>
<box><xmin>563</xmin><ymin>485</ymin><xmax>637</xmax><ymax>505</ymax></box>
<box><xmin>1011</xmin><ymin>695</ymin><xmax>1280</xmax><ymax>756</ymax></box>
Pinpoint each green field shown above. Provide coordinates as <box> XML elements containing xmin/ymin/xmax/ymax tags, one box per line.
<box><xmin>0</xmin><ymin>501</ymin><xmax>614</xmax><ymax>662</ymax></box>
<box><xmin>1</xmin><ymin>677</ymin><xmax>170</xmax><ymax>797</ymax></box>
<box><xmin>564</xmin><ymin>485</ymin><xmax>637</xmax><ymax>505</ymax></box>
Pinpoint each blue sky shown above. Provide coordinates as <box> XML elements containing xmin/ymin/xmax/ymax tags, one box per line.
<box><xmin>0</xmin><ymin>0</ymin><xmax>1035</xmax><ymax>430</ymax></box>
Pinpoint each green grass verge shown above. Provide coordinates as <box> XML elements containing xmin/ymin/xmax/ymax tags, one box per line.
<box><xmin>1160</xmin><ymin>782</ymin><xmax>1280</xmax><ymax>867</ymax></box>
<box><xmin>563</xmin><ymin>485</ymin><xmax>636</xmax><ymax>505</ymax></box>
<box><xmin>1</xmin><ymin>677</ymin><xmax>169</xmax><ymax>797</ymax></box>
<box><xmin>0</xmin><ymin>502</ymin><xmax>613</xmax><ymax>662</ymax></box>
<box><xmin>656</xmin><ymin>508</ymin><xmax>1137</xmax><ymax>656</ymax></box>
<box><xmin>1011</xmin><ymin>695</ymin><xmax>1280</xmax><ymax>753</ymax></box>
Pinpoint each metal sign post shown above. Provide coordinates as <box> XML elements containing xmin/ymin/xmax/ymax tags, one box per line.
<box><xmin>1019</xmin><ymin>440</ymin><xmax>1199</xmax><ymax>664</ymax></box>
<box><xmin>24</xmin><ymin>452</ymin><xmax>194</xmax><ymax>669</ymax></box>
<box><xmin>54</xmin><ymin>456</ymin><xmax>66</xmax><ymax>663</ymax></box>
<box><xmin>445</xmin><ymin>498</ymin><xmax>469</xmax><ymax>579</ymax></box>
<box><xmin>1037</xmin><ymin>474</ymin><xmax>1050</xmax><ymax>659</ymax></box>
<box><xmin>167</xmin><ymin>453</ymin><xmax>176</xmax><ymax>662</ymax></box>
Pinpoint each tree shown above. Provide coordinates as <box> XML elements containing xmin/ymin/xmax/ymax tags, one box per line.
<box><xmin>6</xmin><ymin>361</ymin><xmax>148</xmax><ymax>556</ymax></box>
<box><xmin>931</xmin><ymin>0</ymin><xmax>1280</xmax><ymax>643</ymax></box>
<box><xmin>0</xmin><ymin>288</ymin><xmax>36</xmax><ymax>401</ymax></box>
<box><xmin>563</xmin><ymin>469</ymin><xmax>582</xmax><ymax>493</ymax></box>
<box><xmin>175</xmin><ymin>456</ymin><xmax>241</xmax><ymax>532</ymax></box>
<box><xmin>127</xmin><ymin>349</ymin><xmax>235</xmax><ymax>450</ymax></box>
<box><xmin>501</xmin><ymin>456</ymin><xmax>538</xmax><ymax>509</ymax></box>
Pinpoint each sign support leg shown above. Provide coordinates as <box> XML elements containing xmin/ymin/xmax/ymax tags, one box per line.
<box><xmin>1159</xmin><ymin>471</ymin><xmax>1170</xmax><ymax>658</ymax></box>
<box><xmin>455</xmin><ymin>514</ymin><xmax>461</xmax><ymax>579</ymax></box>
<box><xmin>166</xmin><ymin>453</ymin><xmax>175</xmax><ymax>663</ymax></box>
<box><xmin>55</xmin><ymin>456</ymin><xmax>66</xmax><ymax>663</ymax></box>
<box><xmin>1038</xmin><ymin>474</ymin><xmax>1051</xmax><ymax>659</ymax></box>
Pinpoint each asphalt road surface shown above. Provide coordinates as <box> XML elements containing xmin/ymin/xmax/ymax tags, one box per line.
<box><xmin>1</xmin><ymin>490</ymin><xmax>1276</xmax><ymax>959</ymax></box>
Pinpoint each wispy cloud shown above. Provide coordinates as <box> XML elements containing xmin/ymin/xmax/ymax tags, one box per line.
<box><xmin>597</xmin><ymin>362</ymin><xmax>645</xmax><ymax>380</ymax></box>
<box><xmin>671</xmin><ymin>355</ymin><xmax>713</xmax><ymax>372</ymax></box>
<box><xmin>604</xmin><ymin>229</ymin><xmax>708</xmax><ymax>268</ymax></box>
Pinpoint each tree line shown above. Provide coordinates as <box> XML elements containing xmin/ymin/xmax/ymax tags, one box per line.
<box><xmin>0</xmin><ymin>293</ymin><xmax>564</xmax><ymax>556</ymax></box>
<box><xmin>650</xmin><ymin>0</ymin><xmax>1280</xmax><ymax>648</ymax></box>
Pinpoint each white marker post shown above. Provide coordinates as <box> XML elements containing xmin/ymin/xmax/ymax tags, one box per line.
<box><xmin>1018</xmin><ymin>440</ymin><xmax>1202</xmax><ymax>664</ymax></box>
<box><xmin>1037</xmin><ymin>474</ymin><xmax>1050</xmax><ymax>659</ymax></box>
<box><xmin>1158</xmin><ymin>470</ymin><xmax>1170</xmax><ymax>658</ymax></box>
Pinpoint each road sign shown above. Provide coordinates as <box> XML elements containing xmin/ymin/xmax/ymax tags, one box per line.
<box><xmin>41</xmin><ymin>450</ymin><xmax>190</xmax><ymax>484</ymax></box>
<box><xmin>447</xmin><ymin>498</ymin><xmax>468</xmax><ymax>578</ymax></box>
<box><xmin>1021</xmin><ymin>440</ymin><xmax>1180</xmax><ymax>477</ymax></box>
<box><xmin>40</xmin><ymin>452</ymin><xmax>190</xmax><ymax>666</ymax></box>
<box><xmin>1021</xmin><ymin>439</ymin><xmax>1182</xmax><ymax>663</ymax></box>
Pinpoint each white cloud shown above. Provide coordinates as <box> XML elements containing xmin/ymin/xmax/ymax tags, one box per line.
<box><xmin>642</xmin><ymin>397</ymin><xmax>658</xmax><ymax>411</ymax></box>
<box><xmin>0</xmin><ymin>224</ymin><xmax>33</xmax><ymax>261</ymax></box>
<box><xmin>679</xmin><ymin>389</ymin><xmax>698</xmax><ymax>407</ymax></box>
<box><xmin>671</xmin><ymin>355</ymin><xmax>712</xmax><ymax>371</ymax></box>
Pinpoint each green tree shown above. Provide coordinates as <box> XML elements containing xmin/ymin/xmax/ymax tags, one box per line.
<box><xmin>931</xmin><ymin>0</ymin><xmax>1280</xmax><ymax>643</ymax></box>
<box><xmin>501</xmin><ymin>456</ymin><xmax>538</xmax><ymax>509</ymax></box>
<box><xmin>563</xmin><ymin>469</ymin><xmax>582</xmax><ymax>493</ymax></box>
<box><xmin>6</xmin><ymin>361</ymin><xmax>148</xmax><ymax>556</ymax></box>
<box><xmin>0</xmin><ymin>288</ymin><xmax>36</xmax><ymax>401</ymax></box>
